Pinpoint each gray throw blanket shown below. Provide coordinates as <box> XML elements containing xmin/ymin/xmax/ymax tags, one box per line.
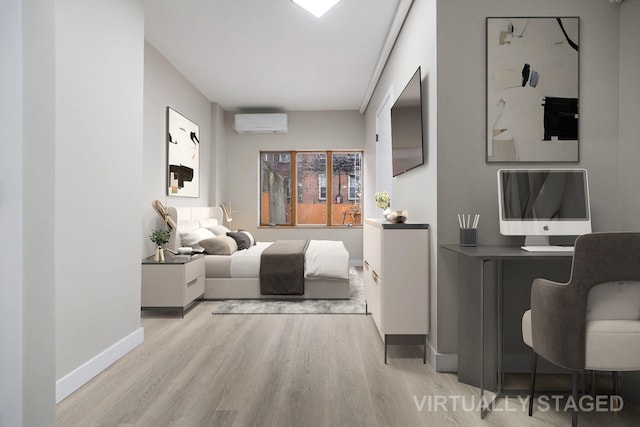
<box><xmin>260</xmin><ymin>239</ymin><xmax>310</xmax><ymax>295</ymax></box>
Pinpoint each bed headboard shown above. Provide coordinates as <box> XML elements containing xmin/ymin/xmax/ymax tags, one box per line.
<box><xmin>167</xmin><ymin>206</ymin><xmax>224</xmax><ymax>251</ymax></box>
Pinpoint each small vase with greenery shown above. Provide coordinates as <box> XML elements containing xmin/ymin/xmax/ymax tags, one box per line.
<box><xmin>149</xmin><ymin>229</ymin><xmax>171</xmax><ymax>262</ymax></box>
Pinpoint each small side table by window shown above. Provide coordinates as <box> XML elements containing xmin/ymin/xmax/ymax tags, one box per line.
<box><xmin>141</xmin><ymin>254</ymin><xmax>205</xmax><ymax>317</ymax></box>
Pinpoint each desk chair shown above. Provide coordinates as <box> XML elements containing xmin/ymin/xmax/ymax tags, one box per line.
<box><xmin>521</xmin><ymin>232</ymin><xmax>640</xmax><ymax>426</ymax></box>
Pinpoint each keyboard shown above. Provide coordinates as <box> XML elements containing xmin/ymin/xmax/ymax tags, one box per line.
<box><xmin>521</xmin><ymin>245</ymin><xmax>574</xmax><ymax>252</ymax></box>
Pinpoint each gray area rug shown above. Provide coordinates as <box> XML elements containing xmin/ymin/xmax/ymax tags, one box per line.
<box><xmin>211</xmin><ymin>267</ymin><xmax>364</xmax><ymax>314</ymax></box>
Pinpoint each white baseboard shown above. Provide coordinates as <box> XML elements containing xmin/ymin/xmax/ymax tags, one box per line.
<box><xmin>56</xmin><ymin>327</ymin><xmax>144</xmax><ymax>403</ymax></box>
<box><xmin>426</xmin><ymin>340</ymin><xmax>458</xmax><ymax>372</ymax></box>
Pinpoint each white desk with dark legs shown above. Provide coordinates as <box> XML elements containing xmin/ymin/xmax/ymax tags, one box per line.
<box><xmin>440</xmin><ymin>244</ymin><xmax>573</xmax><ymax>419</ymax></box>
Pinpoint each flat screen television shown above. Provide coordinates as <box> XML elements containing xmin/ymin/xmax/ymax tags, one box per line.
<box><xmin>391</xmin><ymin>67</ymin><xmax>424</xmax><ymax>177</ymax></box>
<box><xmin>497</xmin><ymin>168</ymin><xmax>592</xmax><ymax>249</ymax></box>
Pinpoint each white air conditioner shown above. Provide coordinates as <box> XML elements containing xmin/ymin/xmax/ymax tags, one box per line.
<box><xmin>234</xmin><ymin>113</ymin><xmax>288</xmax><ymax>134</ymax></box>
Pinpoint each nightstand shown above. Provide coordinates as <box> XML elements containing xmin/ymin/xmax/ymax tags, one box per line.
<box><xmin>141</xmin><ymin>254</ymin><xmax>205</xmax><ymax>317</ymax></box>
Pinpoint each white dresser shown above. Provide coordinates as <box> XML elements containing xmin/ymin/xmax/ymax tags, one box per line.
<box><xmin>363</xmin><ymin>218</ymin><xmax>429</xmax><ymax>363</ymax></box>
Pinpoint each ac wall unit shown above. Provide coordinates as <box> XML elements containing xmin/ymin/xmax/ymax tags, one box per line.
<box><xmin>234</xmin><ymin>113</ymin><xmax>288</xmax><ymax>133</ymax></box>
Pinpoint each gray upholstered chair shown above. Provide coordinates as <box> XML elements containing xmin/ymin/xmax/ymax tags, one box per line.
<box><xmin>521</xmin><ymin>232</ymin><xmax>640</xmax><ymax>426</ymax></box>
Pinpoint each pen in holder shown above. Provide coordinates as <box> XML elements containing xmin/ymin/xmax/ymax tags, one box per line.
<box><xmin>458</xmin><ymin>213</ymin><xmax>479</xmax><ymax>247</ymax></box>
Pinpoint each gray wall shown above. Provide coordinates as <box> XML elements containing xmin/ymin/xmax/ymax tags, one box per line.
<box><xmin>55</xmin><ymin>0</ymin><xmax>144</xmax><ymax>392</ymax></box>
<box><xmin>1</xmin><ymin>0</ymin><xmax>56</xmax><ymax>424</ymax></box>
<box><xmin>364</xmin><ymin>0</ymin><xmax>439</xmax><ymax>357</ymax></box>
<box><xmin>143</xmin><ymin>41</ymin><xmax>219</xmax><ymax>257</ymax></box>
<box><xmin>618</xmin><ymin>0</ymin><xmax>640</xmax><ymax>402</ymax></box>
<box><xmin>436</xmin><ymin>0</ymin><xmax>623</xmax><ymax>362</ymax></box>
<box><xmin>619</xmin><ymin>0</ymin><xmax>640</xmax><ymax>231</ymax></box>
<box><xmin>0</xmin><ymin>3</ymin><xmax>23</xmax><ymax>424</ymax></box>
<box><xmin>23</xmin><ymin>0</ymin><xmax>57</xmax><ymax>423</ymax></box>
<box><xmin>211</xmin><ymin>103</ymin><xmax>228</xmax><ymax>204</ymax></box>
<box><xmin>224</xmin><ymin>110</ymin><xmax>366</xmax><ymax>262</ymax></box>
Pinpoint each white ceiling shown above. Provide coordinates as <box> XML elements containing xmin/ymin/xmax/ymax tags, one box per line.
<box><xmin>144</xmin><ymin>0</ymin><xmax>405</xmax><ymax>112</ymax></box>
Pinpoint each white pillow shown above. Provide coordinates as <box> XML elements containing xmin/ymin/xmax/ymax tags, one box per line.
<box><xmin>199</xmin><ymin>218</ymin><xmax>219</xmax><ymax>228</ymax></box>
<box><xmin>180</xmin><ymin>228</ymin><xmax>216</xmax><ymax>251</ymax></box>
<box><xmin>203</xmin><ymin>224</ymin><xmax>231</xmax><ymax>236</ymax></box>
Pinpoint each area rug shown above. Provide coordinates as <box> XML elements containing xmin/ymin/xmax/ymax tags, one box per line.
<box><xmin>211</xmin><ymin>267</ymin><xmax>365</xmax><ymax>314</ymax></box>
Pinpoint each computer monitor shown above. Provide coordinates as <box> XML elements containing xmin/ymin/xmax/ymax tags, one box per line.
<box><xmin>497</xmin><ymin>168</ymin><xmax>592</xmax><ymax>247</ymax></box>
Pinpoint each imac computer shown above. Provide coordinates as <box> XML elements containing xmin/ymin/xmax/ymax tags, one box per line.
<box><xmin>497</xmin><ymin>169</ymin><xmax>592</xmax><ymax>251</ymax></box>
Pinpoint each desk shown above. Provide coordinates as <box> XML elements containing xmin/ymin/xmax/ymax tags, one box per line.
<box><xmin>440</xmin><ymin>244</ymin><xmax>573</xmax><ymax>418</ymax></box>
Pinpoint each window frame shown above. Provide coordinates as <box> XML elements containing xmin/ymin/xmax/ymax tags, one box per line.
<box><xmin>259</xmin><ymin>150</ymin><xmax>363</xmax><ymax>227</ymax></box>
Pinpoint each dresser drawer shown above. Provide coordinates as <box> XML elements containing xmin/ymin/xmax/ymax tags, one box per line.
<box><xmin>363</xmin><ymin>260</ymin><xmax>382</xmax><ymax>339</ymax></box>
<box><xmin>363</xmin><ymin>220</ymin><xmax>381</xmax><ymax>275</ymax></box>
<box><xmin>183</xmin><ymin>275</ymin><xmax>205</xmax><ymax>306</ymax></box>
<box><xmin>184</xmin><ymin>256</ymin><xmax>205</xmax><ymax>283</ymax></box>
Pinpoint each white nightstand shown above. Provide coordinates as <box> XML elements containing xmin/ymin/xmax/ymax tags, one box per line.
<box><xmin>141</xmin><ymin>254</ymin><xmax>205</xmax><ymax>317</ymax></box>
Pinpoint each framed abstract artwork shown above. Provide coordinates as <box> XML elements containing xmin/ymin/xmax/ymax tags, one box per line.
<box><xmin>167</xmin><ymin>107</ymin><xmax>199</xmax><ymax>197</ymax></box>
<box><xmin>486</xmin><ymin>17</ymin><xmax>579</xmax><ymax>163</ymax></box>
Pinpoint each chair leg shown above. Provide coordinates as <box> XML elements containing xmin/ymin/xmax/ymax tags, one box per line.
<box><xmin>612</xmin><ymin>371</ymin><xmax>621</xmax><ymax>412</ymax></box>
<box><xmin>528</xmin><ymin>349</ymin><xmax>537</xmax><ymax>416</ymax></box>
<box><xmin>571</xmin><ymin>370</ymin><xmax>579</xmax><ymax>427</ymax></box>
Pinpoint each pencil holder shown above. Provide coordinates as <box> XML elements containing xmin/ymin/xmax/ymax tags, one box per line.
<box><xmin>459</xmin><ymin>228</ymin><xmax>478</xmax><ymax>247</ymax></box>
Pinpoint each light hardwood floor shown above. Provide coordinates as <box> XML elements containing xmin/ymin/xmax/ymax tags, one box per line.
<box><xmin>57</xmin><ymin>303</ymin><xmax>639</xmax><ymax>427</ymax></box>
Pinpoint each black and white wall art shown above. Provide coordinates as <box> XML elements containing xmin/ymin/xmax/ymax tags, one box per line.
<box><xmin>167</xmin><ymin>107</ymin><xmax>200</xmax><ymax>197</ymax></box>
<box><xmin>486</xmin><ymin>17</ymin><xmax>579</xmax><ymax>163</ymax></box>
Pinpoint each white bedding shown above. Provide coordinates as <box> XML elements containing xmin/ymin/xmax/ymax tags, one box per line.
<box><xmin>229</xmin><ymin>242</ymin><xmax>271</xmax><ymax>277</ymax></box>
<box><xmin>304</xmin><ymin>240</ymin><xmax>350</xmax><ymax>280</ymax></box>
<box><xmin>204</xmin><ymin>240</ymin><xmax>349</xmax><ymax>280</ymax></box>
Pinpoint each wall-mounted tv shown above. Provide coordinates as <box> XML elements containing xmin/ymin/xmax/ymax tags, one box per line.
<box><xmin>391</xmin><ymin>67</ymin><xmax>425</xmax><ymax>177</ymax></box>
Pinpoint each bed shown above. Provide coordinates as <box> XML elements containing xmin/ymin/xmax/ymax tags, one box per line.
<box><xmin>166</xmin><ymin>206</ymin><xmax>351</xmax><ymax>300</ymax></box>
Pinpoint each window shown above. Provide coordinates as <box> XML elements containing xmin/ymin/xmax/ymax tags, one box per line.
<box><xmin>296</xmin><ymin>152</ymin><xmax>327</xmax><ymax>225</ymax></box>
<box><xmin>278</xmin><ymin>153</ymin><xmax>290</xmax><ymax>163</ymax></box>
<box><xmin>260</xmin><ymin>151</ymin><xmax>362</xmax><ymax>226</ymax></box>
<box><xmin>261</xmin><ymin>152</ymin><xmax>292</xmax><ymax>225</ymax></box>
<box><xmin>330</xmin><ymin>152</ymin><xmax>362</xmax><ymax>226</ymax></box>
<box><xmin>348</xmin><ymin>174</ymin><xmax>360</xmax><ymax>200</ymax></box>
<box><xmin>318</xmin><ymin>173</ymin><xmax>327</xmax><ymax>201</ymax></box>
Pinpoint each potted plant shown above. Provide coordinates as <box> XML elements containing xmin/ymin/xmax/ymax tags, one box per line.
<box><xmin>149</xmin><ymin>229</ymin><xmax>171</xmax><ymax>262</ymax></box>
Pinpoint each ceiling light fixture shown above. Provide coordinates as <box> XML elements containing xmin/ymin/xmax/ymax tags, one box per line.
<box><xmin>291</xmin><ymin>0</ymin><xmax>342</xmax><ymax>18</ymax></box>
